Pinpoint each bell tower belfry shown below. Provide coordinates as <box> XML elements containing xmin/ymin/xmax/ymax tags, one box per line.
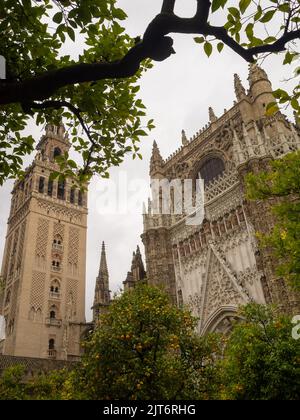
<box><xmin>0</xmin><ymin>124</ymin><xmax>88</xmax><ymax>360</ymax></box>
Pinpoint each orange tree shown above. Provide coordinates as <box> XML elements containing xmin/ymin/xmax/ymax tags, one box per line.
<box><xmin>70</xmin><ymin>284</ymin><xmax>221</xmax><ymax>400</ymax></box>
<box><xmin>246</xmin><ymin>151</ymin><xmax>300</xmax><ymax>290</ymax></box>
<box><xmin>219</xmin><ymin>303</ymin><xmax>300</xmax><ymax>400</ymax></box>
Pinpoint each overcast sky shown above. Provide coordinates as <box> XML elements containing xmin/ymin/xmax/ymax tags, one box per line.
<box><xmin>0</xmin><ymin>1</ymin><xmax>297</xmax><ymax>324</ymax></box>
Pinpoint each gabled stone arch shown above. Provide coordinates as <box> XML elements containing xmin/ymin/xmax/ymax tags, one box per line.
<box><xmin>201</xmin><ymin>305</ymin><xmax>242</xmax><ymax>335</ymax></box>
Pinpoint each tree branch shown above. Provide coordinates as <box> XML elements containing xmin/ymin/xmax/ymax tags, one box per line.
<box><xmin>0</xmin><ymin>0</ymin><xmax>299</xmax><ymax>107</ymax></box>
<box><xmin>161</xmin><ymin>0</ymin><xmax>176</xmax><ymax>14</ymax></box>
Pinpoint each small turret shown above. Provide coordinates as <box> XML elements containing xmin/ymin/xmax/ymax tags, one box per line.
<box><xmin>234</xmin><ymin>73</ymin><xmax>246</xmax><ymax>102</ymax></box>
<box><xmin>248</xmin><ymin>63</ymin><xmax>269</xmax><ymax>86</ymax></box>
<box><xmin>123</xmin><ymin>245</ymin><xmax>146</xmax><ymax>291</ymax></box>
<box><xmin>248</xmin><ymin>64</ymin><xmax>274</xmax><ymax>119</ymax></box>
<box><xmin>150</xmin><ymin>140</ymin><xmax>164</xmax><ymax>178</ymax></box>
<box><xmin>181</xmin><ymin>129</ymin><xmax>188</xmax><ymax>146</ymax></box>
<box><xmin>209</xmin><ymin>107</ymin><xmax>217</xmax><ymax>123</ymax></box>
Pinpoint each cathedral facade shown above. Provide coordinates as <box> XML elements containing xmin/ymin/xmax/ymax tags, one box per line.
<box><xmin>141</xmin><ymin>64</ymin><xmax>300</xmax><ymax>334</ymax></box>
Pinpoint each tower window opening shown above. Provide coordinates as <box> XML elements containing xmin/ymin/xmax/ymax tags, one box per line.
<box><xmin>50</xmin><ymin>280</ymin><xmax>60</xmax><ymax>297</ymax></box>
<box><xmin>48</xmin><ymin>339</ymin><xmax>55</xmax><ymax>350</ymax></box>
<box><xmin>53</xmin><ymin>235</ymin><xmax>63</xmax><ymax>250</ymax></box>
<box><xmin>57</xmin><ymin>180</ymin><xmax>65</xmax><ymax>200</ymax></box>
<box><xmin>70</xmin><ymin>188</ymin><xmax>75</xmax><ymax>204</ymax></box>
<box><xmin>78</xmin><ymin>191</ymin><xmax>83</xmax><ymax>206</ymax></box>
<box><xmin>53</xmin><ymin>147</ymin><xmax>62</xmax><ymax>159</ymax></box>
<box><xmin>50</xmin><ymin>310</ymin><xmax>56</xmax><ymax>319</ymax></box>
<box><xmin>38</xmin><ymin>177</ymin><xmax>45</xmax><ymax>193</ymax></box>
<box><xmin>48</xmin><ymin>179</ymin><xmax>53</xmax><ymax>197</ymax></box>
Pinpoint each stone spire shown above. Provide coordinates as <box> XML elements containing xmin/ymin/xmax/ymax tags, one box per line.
<box><xmin>234</xmin><ymin>73</ymin><xmax>246</xmax><ymax>101</ymax></box>
<box><xmin>123</xmin><ymin>245</ymin><xmax>146</xmax><ymax>291</ymax></box>
<box><xmin>209</xmin><ymin>107</ymin><xmax>217</xmax><ymax>123</ymax></box>
<box><xmin>181</xmin><ymin>129</ymin><xmax>188</xmax><ymax>146</ymax></box>
<box><xmin>150</xmin><ymin>140</ymin><xmax>164</xmax><ymax>176</ymax></box>
<box><xmin>248</xmin><ymin>63</ymin><xmax>269</xmax><ymax>87</ymax></box>
<box><xmin>92</xmin><ymin>241</ymin><xmax>110</xmax><ymax>322</ymax></box>
<box><xmin>134</xmin><ymin>246</ymin><xmax>146</xmax><ymax>279</ymax></box>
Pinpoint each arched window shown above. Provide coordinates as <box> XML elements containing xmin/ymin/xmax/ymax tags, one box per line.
<box><xmin>57</xmin><ymin>180</ymin><xmax>65</xmax><ymax>200</ymax></box>
<box><xmin>50</xmin><ymin>280</ymin><xmax>60</xmax><ymax>297</ymax></box>
<box><xmin>53</xmin><ymin>234</ymin><xmax>63</xmax><ymax>249</ymax></box>
<box><xmin>38</xmin><ymin>176</ymin><xmax>45</xmax><ymax>193</ymax></box>
<box><xmin>78</xmin><ymin>190</ymin><xmax>83</xmax><ymax>206</ymax></box>
<box><xmin>51</xmin><ymin>254</ymin><xmax>61</xmax><ymax>271</ymax></box>
<box><xmin>48</xmin><ymin>339</ymin><xmax>55</xmax><ymax>350</ymax></box>
<box><xmin>198</xmin><ymin>157</ymin><xmax>225</xmax><ymax>186</ymax></box>
<box><xmin>48</xmin><ymin>179</ymin><xmax>53</xmax><ymax>197</ymax></box>
<box><xmin>70</xmin><ymin>187</ymin><xmax>76</xmax><ymax>204</ymax></box>
<box><xmin>53</xmin><ymin>147</ymin><xmax>62</xmax><ymax>159</ymax></box>
<box><xmin>50</xmin><ymin>310</ymin><xmax>56</xmax><ymax>319</ymax></box>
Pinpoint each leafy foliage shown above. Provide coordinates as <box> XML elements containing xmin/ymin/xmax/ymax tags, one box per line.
<box><xmin>219</xmin><ymin>303</ymin><xmax>300</xmax><ymax>400</ymax></box>
<box><xmin>246</xmin><ymin>151</ymin><xmax>300</xmax><ymax>289</ymax></box>
<box><xmin>0</xmin><ymin>0</ymin><xmax>153</xmax><ymax>184</ymax></box>
<box><xmin>0</xmin><ymin>299</ymin><xmax>299</xmax><ymax>400</ymax></box>
<box><xmin>68</xmin><ymin>284</ymin><xmax>222</xmax><ymax>400</ymax></box>
<box><xmin>0</xmin><ymin>365</ymin><xmax>26</xmax><ymax>400</ymax></box>
<box><xmin>0</xmin><ymin>366</ymin><xmax>71</xmax><ymax>400</ymax></box>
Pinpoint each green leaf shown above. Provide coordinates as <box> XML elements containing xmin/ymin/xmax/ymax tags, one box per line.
<box><xmin>264</xmin><ymin>36</ymin><xmax>277</xmax><ymax>44</ymax></box>
<box><xmin>194</xmin><ymin>36</ymin><xmax>205</xmax><ymax>44</ymax></box>
<box><xmin>239</xmin><ymin>0</ymin><xmax>251</xmax><ymax>14</ymax></box>
<box><xmin>217</xmin><ymin>42</ymin><xmax>224</xmax><ymax>53</ymax></box>
<box><xmin>211</xmin><ymin>0</ymin><xmax>227</xmax><ymax>13</ymax></box>
<box><xmin>204</xmin><ymin>42</ymin><xmax>213</xmax><ymax>57</ymax></box>
<box><xmin>254</xmin><ymin>5</ymin><xmax>263</xmax><ymax>21</ymax></box>
<box><xmin>228</xmin><ymin>7</ymin><xmax>240</xmax><ymax>19</ymax></box>
<box><xmin>53</xmin><ymin>12</ymin><xmax>63</xmax><ymax>24</ymax></box>
<box><xmin>260</xmin><ymin>10</ymin><xmax>276</xmax><ymax>23</ymax></box>
<box><xmin>278</xmin><ymin>3</ymin><xmax>290</xmax><ymax>13</ymax></box>
<box><xmin>291</xmin><ymin>98</ymin><xmax>300</xmax><ymax>111</ymax></box>
<box><xmin>283</xmin><ymin>51</ymin><xmax>298</xmax><ymax>65</ymax></box>
<box><xmin>67</xmin><ymin>27</ymin><xmax>75</xmax><ymax>42</ymax></box>
<box><xmin>245</xmin><ymin>23</ymin><xmax>254</xmax><ymax>41</ymax></box>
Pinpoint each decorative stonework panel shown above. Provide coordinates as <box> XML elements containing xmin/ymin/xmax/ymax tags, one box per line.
<box><xmin>9</xmin><ymin>281</ymin><xmax>19</xmax><ymax>321</ymax></box>
<box><xmin>37</xmin><ymin>198</ymin><xmax>82</xmax><ymax>222</ymax></box>
<box><xmin>53</xmin><ymin>222</ymin><xmax>65</xmax><ymax>240</ymax></box>
<box><xmin>30</xmin><ymin>271</ymin><xmax>46</xmax><ymax>312</ymax></box>
<box><xmin>16</xmin><ymin>221</ymin><xmax>26</xmax><ymax>270</ymax></box>
<box><xmin>68</xmin><ymin>227</ymin><xmax>79</xmax><ymax>275</ymax></box>
<box><xmin>35</xmin><ymin>218</ymin><xmax>49</xmax><ymax>261</ymax></box>
<box><xmin>2</xmin><ymin>236</ymin><xmax>12</xmax><ymax>280</ymax></box>
<box><xmin>201</xmin><ymin>252</ymin><xmax>245</xmax><ymax>329</ymax></box>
